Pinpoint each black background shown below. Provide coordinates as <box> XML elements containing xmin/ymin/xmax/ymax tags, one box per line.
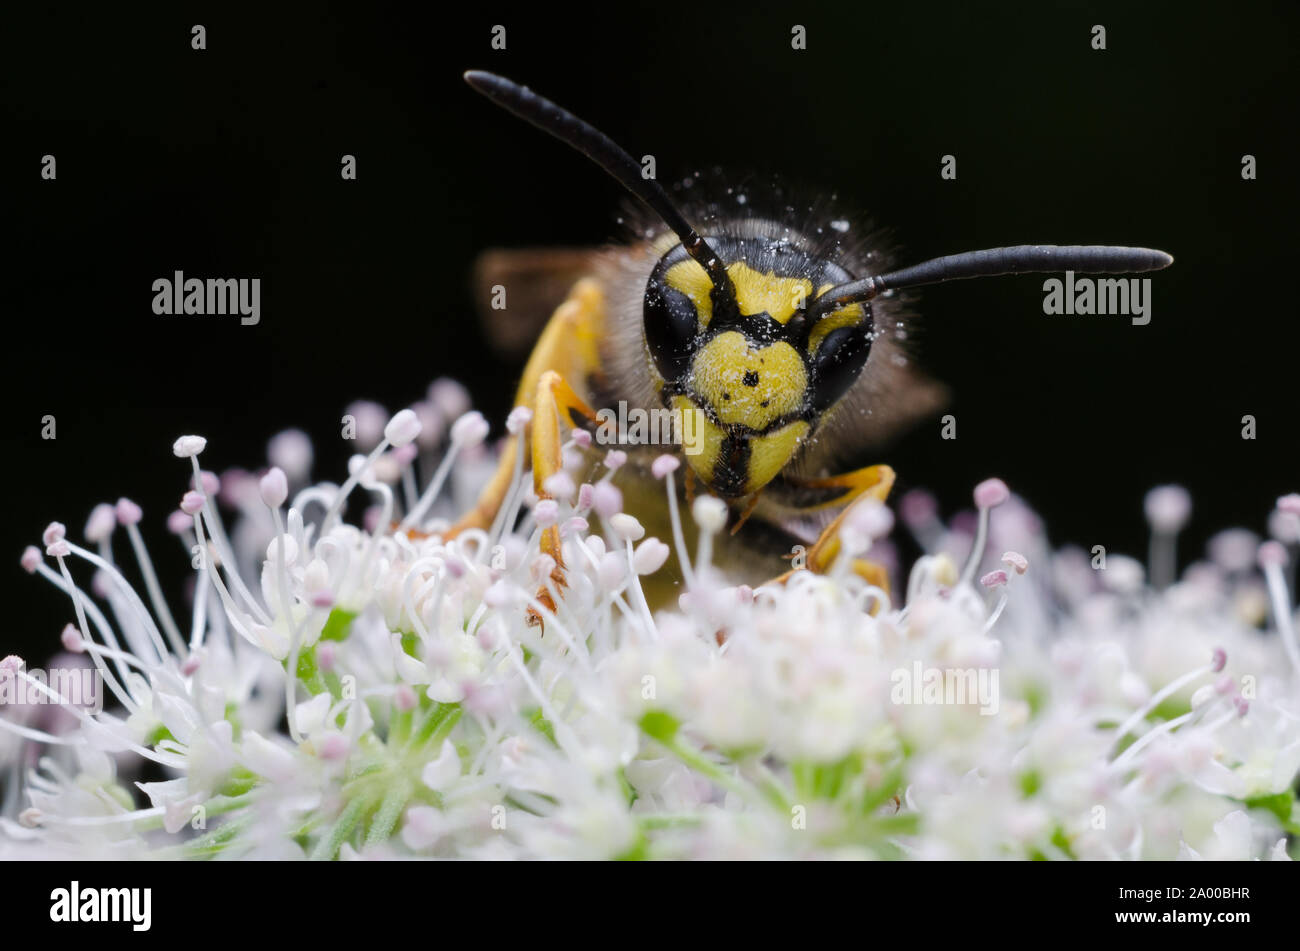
<box><xmin>4</xmin><ymin>1</ymin><xmax>1297</xmax><ymax>662</ymax></box>
<box><xmin>4</xmin><ymin>858</ymin><xmax>1285</xmax><ymax>933</ymax></box>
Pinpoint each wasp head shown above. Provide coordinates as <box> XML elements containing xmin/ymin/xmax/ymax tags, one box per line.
<box><xmin>644</xmin><ymin>235</ymin><xmax>875</xmax><ymax>497</ymax></box>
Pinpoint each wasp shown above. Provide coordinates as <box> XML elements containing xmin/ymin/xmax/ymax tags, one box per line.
<box><xmin>451</xmin><ymin>70</ymin><xmax>1172</xmax><ymax>619</ymax></box>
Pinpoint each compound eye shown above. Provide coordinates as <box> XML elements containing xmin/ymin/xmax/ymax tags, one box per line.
<box><xmin>643</xmin><ymin>281</ymin><xmax>700</xmax><ymax>383</ymax></box>
<box><xmin>810</xmin><ymin>323</ymin><xmax>873</xmax><ymax>412</ymax></box>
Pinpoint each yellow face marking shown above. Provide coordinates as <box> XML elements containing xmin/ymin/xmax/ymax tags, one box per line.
<box><xmin>665</xmin><ymin>259</ymin><xmax>716</xmax><ymax>325</ymax></box>
<box><xmin>689</xmin><ymin>331</ymin><xmax>806</xmax><ymax>429</ymax></box>
<box><xmin>671</xmin><ymin>395</ymin><xmax>809</xmax><ymax>496</ymax></box>
<box><xmin>745</xmin><ymin>420</ymin><xmax>809</xmax><ymax>494</ymax></box>
<box><xmin>805</xmin><ymin>283</ymin><xmax>866</xmax><ymax>355</ymax></box>
<box><xmin>665</xmin><ymin>260</ymin><xmax>814</xmax><ymax>328</ymax></box>
<box><xmin>727</xmin><ymin>263</ymin><xmax>811</xmax><ymax>323</ymax></box>
<box><xmin>807</xmin><ymin>303</ymin><xmax>865</xmax><ymax>355</ymax></box>
<box><xmin>671</xmin><ymin>394</ymin><xmax>725</xmax><ymax>483</ymax></box>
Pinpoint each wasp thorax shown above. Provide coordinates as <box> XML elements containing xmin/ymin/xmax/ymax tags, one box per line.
<box><xmin>643</xmin><ymin>235</ymin><xmax>876</xmax><ymax>497</ymax></box>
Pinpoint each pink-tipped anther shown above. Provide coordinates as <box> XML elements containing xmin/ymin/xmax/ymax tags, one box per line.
<box><xmin>60</xmin><ymin>623</ymin><xmax>84</xmax><ymax>653</ymax></box>
<box><xmin>193</xmin><ymin>470</ymin><xmax>221</xmax><ymax>496</ymax></box>
<box><xmin>115</xmin><ymin>498</ymin><xmax>144</xmax><ymax>526</ymax></box>
<box><xmin>1144</xmin><ymin>485</ymin><xmax>1192</xmax><ymax>533</ymax></box>
<box><xmin>533</xmin><ymin>499</ymin><xmax>559</xmax><ymax>528</ymax></box>
<box><xmin>651</xmin><ymin>454</ymin><xmax>680</xmax><ymax>480</ymax></box>
<box><xmin>980</xmin><ymin>569</ymin><xmax>1009</xmax><ymax>588</ymax></box>
<box><xmin>259</xmin><ymin>467</ymin><xmax>289</xmax><ymax>509</ymax></box>
<box><xmin>974</xmin><ymin>478</ymin><xmax>1010</xmax><ymax>509</ymax></box>
<box><xmin>505</xmin><ymin>406</ymin><xmax>533</xmax><ymax>435</ymax></box>
<box><xmin>542</xmin><ymin>471</ymin><xmax>575</xmax><ymax>501</ymax></box>
<box><xmin>450</xmin><ymin>411</ymin><xmax>489</xmax><ymax>448</ymax></box>
<box><xmin>1001</xmin><ymin>551</ymin><xmax>1029</xmax><ymax>575</ymax></box>
<box><xmin>592</xmin><ymin>482</ymin><xmax>623</xmax><ymax>519</ymax></box>
<box><xmin>84</xmin><ymin>504</ymin><xmax>117</xmax><ymax>543</ymax></box>
<box><xmin>899</xmin><ymin>489</ymin><xmax>938</xmax><ymax>528</ymax></box>
<box><xmin>1258</xmin><ymin>540</ymin><xmax>1287</xmax><ymax>568</ymax></box>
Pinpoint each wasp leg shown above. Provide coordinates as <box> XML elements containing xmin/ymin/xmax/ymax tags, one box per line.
<box><xmin>729</xmin><ymin>492</ymin><xmax>763</xmax><ymax>535</ymax></box>
<box><xmin>765</xmin><ymin>464</ymin><xmax>896</xmax><ymax>600</ymax></box>
<box><xmin>439</xmin><ymin>432</ymin><xmax>520</xmax><ymax>540</ymax></box>
<box><xmin>444</xmin><ymin>279</ymin><xmax>604</xmax><ymax>625</ymax></box>
<box><xmin>527</xmin><ymin>369</ymin><xmax>599</xmax><ymax>624</ymax></box>
<box><xmin>444</xmin><ymin>278</ymin><xmax>606</xmax><ymax>539</ymax></box>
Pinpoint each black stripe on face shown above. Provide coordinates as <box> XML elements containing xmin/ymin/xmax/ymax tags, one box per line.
<box><xmin>701</xmin><ymin>309</ymin><xmax>789</xmax><ymax>346</ymax></box>
<box><xmin>712</xmin><ymin>433</ymin><xmax>752</xmax><ymax>498</ymax></box>
<box><xmin>650</xmin><ymin>235</ymin><xmax>857</xmax><ymax>349</ymax></box>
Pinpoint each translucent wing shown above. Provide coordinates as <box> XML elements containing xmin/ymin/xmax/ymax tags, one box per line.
<box><xmin>472</xmin><ymin>248</ymin><xmax>609</xmax><ymax>357</ymax></box>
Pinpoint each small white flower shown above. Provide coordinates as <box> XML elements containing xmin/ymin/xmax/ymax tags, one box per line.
<box><xmin>421</xmin><ymin>740</ymin><xmax>461</xmax><ymax>791</ymax></box>
<box><xmin>6</xmin><ymin>381</ymin><xmax>1296</xmax><ymax>863</ymax></box>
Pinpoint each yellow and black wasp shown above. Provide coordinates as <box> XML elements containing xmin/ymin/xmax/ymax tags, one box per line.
<box><xmin>450</xmin><ymin>70</ymin><xmax>1173</xmax><ymax>617</ymax></box>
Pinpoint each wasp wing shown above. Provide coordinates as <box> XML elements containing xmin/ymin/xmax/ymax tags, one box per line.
<box><xmin>472</xmin><ymin>248</ymin><xmax>610</xmax><ymax>357</ymax></box>
<box><xmin>848</xmin><ymin>353</ymin><xmax>950</xmax><ymax>450</ymax></box>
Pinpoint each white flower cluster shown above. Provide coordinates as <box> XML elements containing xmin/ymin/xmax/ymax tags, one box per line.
<box><xmin>2</xmin><ymin>382</ymin><xmax>1297</xmax><ymax>860</ymax></box>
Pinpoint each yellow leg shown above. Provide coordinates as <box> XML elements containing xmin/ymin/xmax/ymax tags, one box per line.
<box><xmin>441</xmin><ymin>279</ymin><xmax>605</xmax><ymax>625</ymax></box>
<box><xmin>767</xmin><ymin>464</ymin><xmax>896</xmax><ymax>602</ymax></box>
<box><xmin>445</xmin><ymin>278</ymin><xmax>606</xmax><ymax>538</ymax></box>
<box><xmin>446</xmin><ymin>437</ymin><xmax>519</xmax><ymax>538</ymax></box>
<box><xmin>528</xmin><ymin>370</ymin><xmax>599</xmax><ymax>623</ymax></box>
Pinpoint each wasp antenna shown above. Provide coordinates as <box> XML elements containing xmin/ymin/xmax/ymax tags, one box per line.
<box><xmin>464</xmin><ymin>70</ymin><xmax>736</xmax><ymax>309</ymax></box>
<box><xmin>808</xmin><ymin>245</ymin><xmax>1174</xmax><ymax>319</ymax></box>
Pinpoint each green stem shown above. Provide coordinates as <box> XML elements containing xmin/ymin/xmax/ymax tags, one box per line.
<box><xmin>749</xmin><ymin>762</ymin><xmax>795</xmax><ymax>813</ymax></box>
<box><xmin>118</xmin><ymin>791</ymin><xmax>256</xmax><ymax>838</ymax></box>
<box><xmin>366</xmin><ymin>780</ymin><xmax>413</xmax><ymax>847</ymax></box>
<box><xmin>389</xmin><ymin>705</ymin><xmax>414</xmax><ymax>746</ymax></box>
<box><xmin>657</xmin><ymin>734</ymin><xmax>756</xmax><ymax>806</ymax></box>
<box><xmin>637</xmin><ymin>814</ymin><xmax>704</xmax><ymax>830</ymax></box>
<box><xmin>310</xmin><ymin>793</ymin><xmax>374</xmax><ymax>860</ymax></box>
<box><xmin>180</xmin><ymin>813</ymin><xmax>254</xmax><ymax>858</ymax></box>
<box><xmin>411</xmin><ymin>703</ymin><xmax>462</xmax><ymax>749</ymax></box>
